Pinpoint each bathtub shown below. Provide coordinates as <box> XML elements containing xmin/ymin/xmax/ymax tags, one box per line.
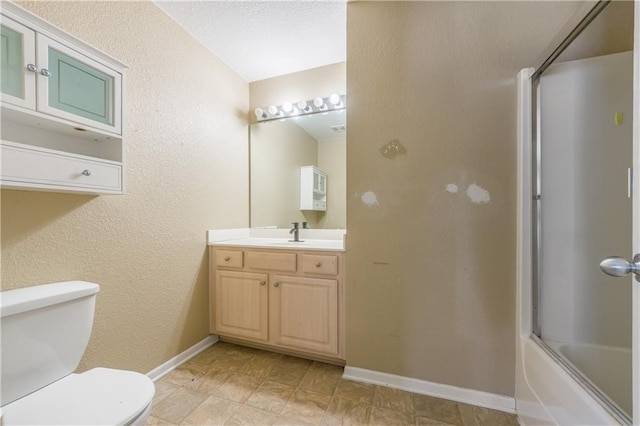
<box><xmin>546</xmin><ymin>340</ymin><xmax>632</xmax><ymax>417</ymax></box>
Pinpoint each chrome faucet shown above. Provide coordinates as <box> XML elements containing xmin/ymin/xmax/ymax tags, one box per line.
<box><xmin>289</xmin><ymin>222</ymin><xmax>303</xmax><ymax>242</ymax></box>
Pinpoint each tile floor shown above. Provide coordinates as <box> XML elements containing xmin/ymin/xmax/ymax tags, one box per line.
<box><xmin>148</xmin><ymin>342</ymin><xmax>519</xmax><ymax>426</ymax></box>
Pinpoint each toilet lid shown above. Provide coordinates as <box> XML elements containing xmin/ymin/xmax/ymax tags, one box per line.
<box><xmin>2</xmin><ymin>368</ymin><xmax>154</xmax><ymax>425</ymax></box>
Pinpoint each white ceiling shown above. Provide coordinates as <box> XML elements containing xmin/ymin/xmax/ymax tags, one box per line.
<box><xmin>154</xmin><ymin>1</ymin><xmax>347</xmax><ymax>82</ymax></box>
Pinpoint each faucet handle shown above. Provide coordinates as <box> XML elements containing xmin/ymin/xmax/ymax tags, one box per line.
<box><xmin>291</xmin><ymin>222</ymin><xmax>299</xmax><ymax>229</ymax></box>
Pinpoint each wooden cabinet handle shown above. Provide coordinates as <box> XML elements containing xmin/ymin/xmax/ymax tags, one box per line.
<box><xmin>274</xmin><ymin>282</ymin><xmax>280</xmax><ymax>288</ymax></box>
<box><xmin>315</xmin><ymin>262</ymin><xmax>322</xmax><ymax>267</ymax></box>
<box><xmin>224</xmin><ymin>256</ymin><xmax>230</xmax><ymax>261</ymax></box>
<box><xmin>260</xmin><ymin>281</ymin><xmax>266</xmax><ymax>286</ymax></box>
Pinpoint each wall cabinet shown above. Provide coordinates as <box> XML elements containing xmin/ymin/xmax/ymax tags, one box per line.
<box><xmin>210</xmin><ymin>247</ymin><xmax>344</xmax><ymax>360</ymax></box>
<box><xmin>1</xmin><ymin>4</ymin><xmax>126</xmax><ymax>194</ymax></box>
<box><xmin>300</xmin><ymin>166</ymin><xmax>327</xmax><ymax>211</ymax></box>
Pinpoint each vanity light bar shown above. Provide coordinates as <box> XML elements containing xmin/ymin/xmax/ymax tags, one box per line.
<box><xmin>255</xmin><ymin>94</ymin><xmax>346</xmax><ymax>122</ymax></box>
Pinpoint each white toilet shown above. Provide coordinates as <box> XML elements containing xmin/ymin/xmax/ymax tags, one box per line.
<box><xmin>0</xmin><ymin>281</ymin><xmax>155</xmax><ymax>425</ymax></box>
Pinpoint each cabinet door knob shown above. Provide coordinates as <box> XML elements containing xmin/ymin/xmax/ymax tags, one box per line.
<box><xmin>40</xmin><ymin>68</ymin><xmax>51</xmax><ymax>77</ymax></box>
<box><xmin>274</xmin><ymin>282</ymin><xmax>280</xmax><ymax>288</ymax></box>
<box><xmin>315</xmin><ymin>262</ymin><xmax>322</xmax><ymax>268</ymax></box>
<box><xmin>81</xmin><ymin>169</ymin><xmax>91</xmax><ymax>176</ymax></box>
<box><xmin>224</xmin><ymin>256</ymin><xmax>230</xmax><ymax>261</ymax></box>
<box><xmin>260</xmin><ymin>281</ymin><xmax>266</xmax><ymax>286</ymax></box>
<box><xmin>26</xmin><ymin>64</ymin><xmax>37</xmax><ymax>72</ymax></box>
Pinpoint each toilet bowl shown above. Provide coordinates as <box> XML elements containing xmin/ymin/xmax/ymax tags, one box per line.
<box><xmin>0</xmin><ymin>281</ymin><xmax>155</xmax><ymax>425</ymax></box>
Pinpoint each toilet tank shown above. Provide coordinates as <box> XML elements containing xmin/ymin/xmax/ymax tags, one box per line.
<box><xmin>0</xmin><ymin>281</ymin><xmax>100</xmax><ymax>406</ymax></box>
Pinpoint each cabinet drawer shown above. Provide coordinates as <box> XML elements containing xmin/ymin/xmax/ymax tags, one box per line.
<box><xmin>1</xmin><ymin>142</ymin><xmax>122</xmax><ymax>192</ymax></box>
<box><xmin>302</xmin><ymin>254</ymin><xmax>338</xmax><ymax>276</ymax></box>
<box><xmin>246</xmin><ymin>251</ymin><xmax>296</xmax><ymax>272</ymax></box>
<box><xmin>216</xmin><ymin>250</ymin><xmax>243</xmax><ymax>268</ymax></box>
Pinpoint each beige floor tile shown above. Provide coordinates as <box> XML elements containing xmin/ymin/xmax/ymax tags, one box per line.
<box><xmin>458</xmin><ymin>404</ymin><xmax>519</xmax><ymax>426</ymax></box>
<box><xmin>146</xmin><ymin>416</ymin><xmax>176</xmax><ymax>425</ymax></box>
<box><xmin>413</xmin><ymin>395</ymin><xmax>463</xmax><ymax>425</ymax></box>
<box><xmin>246</xmin><ymin>380</ymin><xmax>296</xmax><ymax>414</ymax></box>
<box><xmin>321</xmin><ymin>396</ymin><xmax>371</xmax><ymax>425</ymax></box>
<box><xmin>368</xmin><ymin>406</ymin><xmax>414</xmax><ymax>425</ymax></box>
<box><xmin>190</xmin><ymin>368</ymin><xmax>235</xmax><ymax>393</ymax></box>
<box><xmin>267</xmin><ymin>361</ymin><xmax>312</xmax><ymax>387</ymax></box>
<box><xmin>152</xmin><ymin>381</ymin><xmax>181</xmax><ymax>408</ymax></box>
<box><xmin>273</xmin><ymin>416</ymin><xmax>316</xmax><ymax>426</ymax></box>
<box><xmin>373</xmin><ymin>386</ymin><xmax>415</xmax><ymax>415</ymax></box>
<box><xmin>415</xmin><ymin>417</ymin><xmax>458</xmax><ymax>426</ymax></box>
<box><xmin>225</xmin><ymin>405</ymin><xmax>277</xmax><ymax>426</ymax></box>
<box><xmin>162</xmin><ymin>365</ymin><xmax>206</xmax><ymax>387</ymax></box>
<box><xmin>179</xmin><ymin>395</ymin><xmax>241</xmax><ymax>425</ymax></box>
<box><xmin>209</xmin><ymin>352</ymin><xmax>255</xmax><ymax>372</ymax></box>
<box><xmin>212</xmin><ymin>372</ymin><xmax>263</xmax><ymax>403</ymax></box>
<box><xmin>299</xmin><ymin>363</ymin><xmax>343</xmax><ymax>396</ymax></box>
<box><xmin>280</xmin><ymin>389</ymin><xmax>332</xmax><ymax>425</ymax></box>
<box><xmin>240</xmin><ymin>354</ymin><xmax>282</xmax><ymax>379</ymax></box>
<box><xmin>333</xmin><ymin>380</ymin><xmax>376</xmax><ymax>404</ymax></box>
<box><xmin>183</xmin><ymin>343</ymin><xmax>235</xmax><ymax>370</ymax></box>
<box><xmin>152</xmin><ymin>387</ymin><xmax>209</xmax><ymax>424</ymax></box>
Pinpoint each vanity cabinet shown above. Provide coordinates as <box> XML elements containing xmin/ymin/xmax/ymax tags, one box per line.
<box><xmin>1</xmin><ymin>4</ymin><xmax>126</xmax><ymax>194</ymax></box>
<box><xmin>210</xmin><ymin>247</ymin><xmax>344</xmax><ymax>360</ymax></box>
<box><xmin>300</xmin><ymin>166</ymin><xmax>327</xmax><ymax>211</ymax></box>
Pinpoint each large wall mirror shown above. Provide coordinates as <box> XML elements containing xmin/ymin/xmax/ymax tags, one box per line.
<box><xmin>250</xmin><ymin>109</ymin><xmax>346</xmax><ymax>229</ymax></box>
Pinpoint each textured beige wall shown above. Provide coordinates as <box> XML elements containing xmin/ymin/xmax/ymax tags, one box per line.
<box><xmin>318</xmin><ymin>137</ymin><xmax>347</xmax><ymax>229</ymax></box>
<box><xmin>1</xmin><ymin>1</ymin><xmax>249</xmax><ymax>373</ymax></box>
<box><xmin>251</xmin><ymin>120</ymin><xmax>318</xmax><ymax>228</ymax></box>
<box><xmin>346</xmin><ymin>1</ymin><xmax>582</xmax><ymax>396</ymax></box>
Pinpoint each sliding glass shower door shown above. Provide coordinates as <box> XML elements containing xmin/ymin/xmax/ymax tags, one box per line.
<box><xmin>533</xmin><ymin>1</ymin><xmax>635</xmax><ymax>422</ymax></box>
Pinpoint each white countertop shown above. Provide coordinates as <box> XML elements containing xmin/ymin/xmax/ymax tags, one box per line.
<box><xmin>207</xmin><ymin>228</ymin><xmax>346</xmax><ymax>252</ymax></box>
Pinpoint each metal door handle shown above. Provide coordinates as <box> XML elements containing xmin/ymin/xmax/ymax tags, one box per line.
<box><xmin>600</xmin><ymin>254</ymin><xmax>640</xmax><ymax>281</ymax></box>
<box><xmin>40</xmin><ymin>68</ymin><xmax>51</xmax><ymax>77</ymax></box>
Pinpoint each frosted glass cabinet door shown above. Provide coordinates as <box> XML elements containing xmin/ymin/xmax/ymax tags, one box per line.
<box><xmin>0</xmin><ymin>16</ymin><xmax>36</xmax><ymax>109</ymax></box>
<box><xmin>36</xmin><ymin>34</ymin><xmax>121</xmax><ymax>134</ymax></box>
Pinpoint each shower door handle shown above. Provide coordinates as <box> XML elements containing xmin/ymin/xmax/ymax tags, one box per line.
<box><xmin>600</xmin><ymin>254</ymin><xmax>640</xmax><ymax>281</ymax></box>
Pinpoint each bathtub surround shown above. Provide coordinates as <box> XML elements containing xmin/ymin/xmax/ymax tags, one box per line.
<box><xmin>1</xmin><ymin>1</ymin><xmax>249</xmax><ymax>374</ymax></box>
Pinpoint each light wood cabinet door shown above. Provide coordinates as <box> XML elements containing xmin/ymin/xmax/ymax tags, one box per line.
<box><xmin>270</xmin><ymin>275</ymin><xmax>338</xmax><ymax>356</ymax></box>
<box><xmin>214</xmin><ymin>270</ymin><xmax>269</xmax><ymax>342</ymax></box>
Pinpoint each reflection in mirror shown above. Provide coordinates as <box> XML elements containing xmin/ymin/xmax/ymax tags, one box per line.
<box><xmin>534</xmin><ymin>0</ymin><xmax>633</xmax><ymax>421</ymax></box>
<box><xmin>250</xmin><ymin>109</ymin><xmax>346</xmax><ymax>229</ymax></box>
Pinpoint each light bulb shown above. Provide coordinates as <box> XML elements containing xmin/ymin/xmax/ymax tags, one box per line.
<box><xmin>298</xmin><ymin>100</ymin><xmax>312</xmax><ymax>113</ymax></box>
<box><xmin>283</xmin><ymin>102</ymin><xmax>293</xmax><ymax>113</ymax></box>
<box><xmin>313</xmin><ymin>97</ymin><xmax>328</xmax><ymax>111</ymax></box>
<box><xmin>329</xmin><ymin>93</ymin><xmax>344</xmax><ymax>109</ymax></box>
<box><xmin>267</xmin><ymin>105</ymin><xmax>283</xmax><ymax>117</ymax></box>
<box><xmin>255</xmin><ymin>107</ymin><xmax>267</xmax><ymax>120</ymax></box>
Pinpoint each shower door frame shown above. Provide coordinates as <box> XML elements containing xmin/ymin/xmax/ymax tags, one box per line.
<box><xmin>527</xmin><ymin>0</ymin><xmax>639</xmax><ymax>423</ymax></box>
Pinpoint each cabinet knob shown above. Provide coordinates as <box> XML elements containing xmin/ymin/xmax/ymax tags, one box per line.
<box><xmin>315</xmin><ymin>262</ymin><xmax>322</xmax><ymax>268</ymax></box>
<box><xmin>260</xmin><ymin>281</ymin><xmax>266</xmax><ymax>286</ymax></box>
<box><xmin>40</xmin><ymin>68</ymin><xmax>51</xmax><ymax>77</ymax></box>
<box><xmin>274</xmin><ymin>282</ymin><xmax>280</xmax><ymax>288</ymax></box>
<box><xmin>81</xmin><ymin>169</ymin><xmax>91</xmax><ymax>176</ymax></box>
<box><xmin>224</xmin><ymin>256</ymin><xmax>230</xmax><ymax>261</ymax></box>
<box><xmin>26</xmin><ymin>64</ymin><xmax>37</xmax><ymax>72</ymax></box>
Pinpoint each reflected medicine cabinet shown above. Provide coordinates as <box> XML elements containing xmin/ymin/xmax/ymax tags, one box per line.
<box><xmin>0</xmin><ymin>3</ymin><xmax>126</xmax><ymax>194</ymax></box>
<box><xmin>300</xmin><ymin>165</ymin><xmax>327</xmax><ymax>211</ymax></box>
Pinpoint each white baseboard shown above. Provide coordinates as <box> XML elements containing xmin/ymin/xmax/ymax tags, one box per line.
<box><xmin>146</xmin><ymin>335</ymin><xmax>219</xmax><ymax>382</ymax></box>
<box><xmin>342</xmin><ymin>366</ymin><xmax>516</xmax><ymax>414</ymax></box>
